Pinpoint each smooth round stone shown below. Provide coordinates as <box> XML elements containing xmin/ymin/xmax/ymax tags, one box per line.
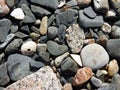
<box><xmin>48</xmin><ymin>26</ymin><xmax>58</xmax><ymax>39</ymax></box>
<box><xmin>81</xmin><ymin>43</ymin><xmax>109</xmax><ymax>70</ymax></box>
<box><xmin>10</xmin><ymin>8</ymin><xmax>25</xmax><ymax>20</ymax></box>
<box><xmin>47</xmin><ymin>40</ymin><xmax>68</xmax><ymax>56</ymax></box>
<box><xmin>6</xmin><ymin>0</ymin><xmax>14</xmax><ymax>8</ymax></box>
<box><xmin>21</xmin><ymin>41</ymin><xmax>37</xmax><ymax>56</ymax></box>
<box><xmin>30</xmin><ymin>32</ymin><xmax>40</xmax><ymax>41</ymax></box>
<box><xmin>111</xmin><ymin>25</ymin><xmax>120</xmax><ymax>38</ymax></box>
<box><xmin>112</xmin><ymin>74</ymin><xmax>120</xmax><ymax>90</ymax></box>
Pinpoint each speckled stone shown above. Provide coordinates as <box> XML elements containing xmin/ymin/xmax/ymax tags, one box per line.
<box><xmin>76</xmin><ymin>0</ymin><xmax>91</xmax><ymax>7</ymax></box>
<box><xmin>101</xmin><ymin>22</ymin><xmax>111</xmax><ymax>34</ymax></box>
<box><xmin>66</xmin><ymin>24</ymin><xmax>85</xmax><ymax>53</ymax></box>
<box><xmin>5</xmin><ymin>66</ymin><xmax>62</xmax><ymax>90</ymax></box>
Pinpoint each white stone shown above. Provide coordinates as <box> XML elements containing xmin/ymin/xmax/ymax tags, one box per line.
<box><xmin>106</xmin><ymin>10</ymin><xmax>116</xmax><ymax>16</ymax></box>
<box><xmin>58</xmin><ymin>0</ymin><xmax>66</xmax><ymax>7</ymax></box>
<box><xmin>10</xmin><ymin>8</ymin><xmax>25</xmax><ymax>20</ymax></box>
<box><xmin>70</xmin><ymin>54</ymin><xmax>82</xmax><ymax>67</ymax></box>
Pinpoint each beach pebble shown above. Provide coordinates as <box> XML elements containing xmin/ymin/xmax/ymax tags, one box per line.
<box><xmin>111</xmin><ymin>25</ymin><xmax>120</xmax><ymax>38</ymax></box>
<box><xmin>62</xmin><ymin>83</ymin><xmax>73</xmax><ymax>90</ymax></box>
<box><xmin>76</xmin><ymin>0</ymin><xmax>91</xmax><ymax>7</ymax></box>
<box><xmin>21</xmin><ymin>41</ymin><xmax>37</xmax><ymax>56</ymax></box>
<box><xmin>112</xmin><ymin>74</ymin><xmax>120</xmax><ymax>90</ymax></box>
<box><xmin>48</xmin><ymin>26</ymin><xmax>58</xmax><ymax>39</ymax></box>
<box><xmin>101</xmin><ymin>22</ymin><xmax>111</xmax><ymax>34</ymax></box>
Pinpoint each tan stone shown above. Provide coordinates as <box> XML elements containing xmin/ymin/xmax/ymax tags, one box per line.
<box><xmin>76</xmin><ymin>0</ymin><xmax>91</xmax><ymax>6</ymax></box>
<box><xmin>72</xmin><ymin>67</ymin><xmax>93</xmax><ymax>86</ymax></box>
<box><xmin>62</xmin><ymin>83</ymin><xmax>73</xmax><ymax>90</ymax></box>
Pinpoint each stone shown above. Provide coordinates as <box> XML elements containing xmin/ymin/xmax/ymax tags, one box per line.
<box><xmin>35</xmin><ymin>19</ymin><xmax>41</xmax><ymax>25</ymax></box>
<box><xmin>97</xmin><ymin>83</ymin><xmax>116</xmax><ymax>90</ymax></box>
<box><xmin>66</xmin><ymin>24</ymin><xmax>85</xmax><ymax>53</ymax></box>
<box><xmin>70</xmin><ymin>54</ymin><xmax>82</xmax><ymax>67</ymax></box>
<box><xmin>83</xmin><ymin>6</ymin><xmax>97</xmax><ymax>19</ymax></box>
<box><xmin>0</xmin><ymin>0</ymin><xmax>10</xmax><ymax>17</ymax></box>
<box><xmin>96</xmin><ymin>70</ymin><xmax>108</xmax><ymax>78</ymax></box>
<box><xmin>48</xmin><ymin>14</ymin><xmax>56</xmax><ymax>27</ymax></box>
<box><xmin>30</xmin><ymin>26</ymin><xmax>40</xmax><ymax>34</ymax></box>
<box><xmin>20</xmin><ymin>25</ymin><xmax>30</xmax><ymax>34</ymax></box>
<box><xmin>67</xmin><ymin>0</ymin><xmax>77</xmax><ymax>7</ymax></box>
<box><xmin>30</xmin><ymin>32</ymin><xmax>40</xmax><ymax>41</ymax></box>
<box><xmin>0</xmin><ymin>87</ymin><xmax>4</xmax><ymax>90</ymax></box>
<box><xmin>10</xmin><ymin>25</ymin><xmax>18</xmax><ymax>33</ymax></box>
<box><xmin>93</xmin><ymin>0</ymin><xmax>109</xmax><ymax>13</ymax></box>
<box><xmin>81</xmin><ymin>43</ymin><xmax>109</xmax><ymax>70</ymax></box>
<box><xmin>112</xmin><ymin>74</ymin><xmax>120</xmax><ymax>90</ymax></box>
<box><xmin>0</xmin><ymin>63</ymin><xmax>10</xmax><ymax>86</ymax></box>
<box><xmin>61</xmin><ymin>57</ymin><xmax>78</xmax><ymax>77</ymax></box>
<box><xmin>22</xmin><ymin>16</ymin><xmax>35</xmax><ymax>24</ymax></box>
<box><xmin>55</xmin><ymin>52</ymin><xmax>69</xmax><ymax>67</ymax></box>
<box><xmin>5</xmin><ymin>0</ymin><xmax>14</xmax><ymax>8</ymax></box>
<box><xmin>62</xmin><ymin>83</ymin><xmax>73</xmax><ymax>90</ymax></box>
<box><xmin>106</xmin><ymin>9</ymin><xmax>116</xmax><ymax>17</ymax></box>
<box><xmin>111</xmin><ymin>25</ymin><xmax>120</xmax><ymax>38</ymax></box>
<box><xmin>72</xmin><ymin>67</ymin><xmax>93</xmax><ymax>86</ymax></box>
<box><xmin>40</xmin><ymin>16</ymin><xmax>48</xmax><ymax>35</ymax></box>
<box><xmin>90</xmin><ymin>76</ymin><xmax>102</xmax><ymax>88</ymax></box>
<box><xmin>21</xmin><ymin>41</ymin><xmax>37</xmax><ymax>56</ymax></box>
<box><xmin>15</xmin><ymin>31</ymin><xmax>29</xmax><ymax>38</ymax></box>
<box><xmin>0</xmin><ymin>53</ymin><xmax>4</xmax><ymax>62</ymax></box>
<box><xmin>5</xmin><ymin>66</ymin><xmax>62</xmax><ymax>90</ymax></box>
<box><xmin>0</xmin><ymin>19</ymin><xmax>11</xmax><ymax>43</ymax></box>
<box><xmin>5</xmin><ymin>39</ymin><xmax>23</xmax><ymax>55</ymax></box>
<box><xmin>48</xmin><ymin>26</ymin><xmax>58</xmax><ymax>39</ymax></box>
<box><xmin>56</xmin><ymin>9</ymin><xmax>78</xmax><ymax>26</ymax></box>
<box><xmin>37</xmin><ymin>43</ymin><xmax>47</xmax><ymax>53</ymax></box>
<box><xmin>79</xmin><ymin>10</ymin><xmax>104</xmax><ymax>28</ymax></box>
<box><xmin>107</xmin><ymin>59</ymin><xmax>119</xmax><ymax>77</ymax></box>
<box><xmin>31</xmin><ymin>5</ymin><xmax>51</xmax><ymax>17</ymax></box>
<box><xmin>7</xmin><ymin>54</ymin><xmax>31</xmax><ymax>81</ymax></box>
<box><xmin>10</xmin><ymin>8</ymin><xmax>25</xmax><ymax>20</ymax></box>
<box><xmin>58</xmin><ymin>0</ymin><xmax>66</xmax><ymax>8</ymax></box>
<box><xmin>39</xmin><ymin>35</ymin><xmax>47</xmax><ymax>43</ymax></box>
<box><xmin>47</xmin><ymin>40</ymin><xmax>68</xmax><ymax>56</ymax></box>
<box><xmin>30</xmin><ymin>0</ymin><xmax>59</xmax><ymax>10</ymax></box>
<box><xmin>101</xmin><ymin>22</ymin><xmax>111</xmax><ymax>34</ymax></box>
<box><xmin>76</xmin><ymin>0</ymin><xmax>91</xmax><ymax>7</ymax></box>
<box><xmin>114</xmin><ymin>20</ymin><xmax>120</xmax><ymax>27</ymax></box>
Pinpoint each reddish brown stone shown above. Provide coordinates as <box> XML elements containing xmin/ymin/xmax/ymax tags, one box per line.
<box><xmin>72</xmin><ymin>67</ymin><xmax>93</xmax><ymax>86</ymax></box>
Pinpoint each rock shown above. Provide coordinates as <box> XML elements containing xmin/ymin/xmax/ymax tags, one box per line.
<box><xmin>61</xmin><ymin>57</ymin><xmax>78</xmax><ymax>77</ymax></box>
<box><xmin>10</xmin><ymin>24</ymin><xmax>18</xmax><ymax>33</ymax></box>
<box><xmin>0</xmin><ymin>87</ymin><xmax>4</xmax><ymax>90</ymax></box>
<box><xmin>84</xmin><ymin>39</ymin><xmax>95</xmax><ymax>45</ymax></box>
<box><xmin>48</xmin><ymin>14</ymin><xmax>56</xmax><ymax>27</ymax></box>
<box><xmin>62</xmin><ymin>83</ymin><xmax>73</xmax><ymax>90</ymax></box>
<box><xmin>107</xmin><ymin>59</ymin><xmax>119</xmax><ymax>77</ymax></box>
<box><xmin>58</xmin><ymin>0</ymin><xmax>66</xmax><ymax>8</ymax></box>
<box><xmin>114</xmin><ymin>20</ymin><xmax>120</xmax><ymax>27</ymax></box>
<box><xmin>72</xmin><ymin>67</ymin><xmax>93</xmax><ymax>86</ymax></box>
<box><xmin>21</xmin><ymin>41</ymin><xmax>37</xmax><ymax>56</ymax></box>
<box><xmin>0</xmin><ymin>0</ymin><xmax>10</xmax><ymax>17</ymax></box>
<box><xmin>10</xmin><ymin>8</ymin><xmax>25</xmax><ymax>20</ymax></box>
<box><xmin>30</xmin><ymin>0</ymin><xmax>59</xmax><ymax>10</ymax></box>
<box><xmin>18</xmin><ymin>0</ymin><xmax>29</xmax><ymax>7</ymax></box>
<box><xmin>81</xmin><ymin>43</ymin><xmax>109</xmax><ymax>70</ymax></box>
<box><xmin>5</xmin><ymin>39</ymin><xmax>23</xmax><ymax>55</ymax></box>
<box><xmin>37</xmin><ymin>43</ymin><xmax>47</xmax><ymax>53</ymax></box>
<box><xmin>66</xmin><ymin>24</ymin><xmax>85</xmax><ymax>53</ymax></box>
<box><xmin>0</xmin><ymin>53</ymin><xmax>4</xmax><ymax>63</ymax></box>
<box><xmin>5</xmin><ymin>66</ymin><xmax>62</xmax><ymax>90</ymax></box>
<box><xmin>5</xmin><ymin>0</ymin><xmax>14</xmax><ymax>8</ymax></box>
<box><xmin>31</xmin><ymin>5</ymin><xmax>51</xmax><ymax>17</ymax></box>
<box><xmin>67</xmin><ymin>0</ymin><xmax>77</xmax><ymax>7</ymax></box>
<box><xmin>76</xmin><ymin>0</ymin><xmax>91</xmax><ymax>7</ymax></box>
<box><xmin>22</xmin><ymin>16</ymin><xmax>35</xmax><ymax>24</ymax></box>
<box><xmin>90</xmin><ymin>76</ymin><xmax>102</xmax><ymax>88</ymax></box>
<box><xmin>93</xmin><ymin>0</ymin><xmax>109</xmax><ymax>13</ymax></box>
<box><xmin>0</xmin><ymin>19</ymin><xmax>12</xmax><ymax>43</ymax></box>
<box><xmin>106</xmin><ymin>9</ymin><xmax>116</xmax><ymax>17</ymax></box>
<box><xmin>96</xmin><ymin>70</ymin><xmax>108</xmax><ymax>78</ymax></box>
<box><xmin>39</xmin><ymin>35</ymin><xmax>47</xmax><ymax>43</ymax></box>
<box><xmin>97</xmin><ymin>83</ymin><xmax>116</xmax><ymax>90</ymax></box>
<box><xmin>55</xmin><ymin>52</ymin><xmax>69</xmax><ymax>67</ymax></box>
<box><xmin>83</xmin><ymin>6</ymin><xmax>97</xmax><ymax>19</ymax></box>
<box><xmin>48</xmin><ymin>26</ymin><xmax>58</xmax><ymax>39</ymax></box>
<box><xmin>20</xmin><ymin>25</ymin><xmax>30</xmax><ymax>34</ymax></box>
<box><xmin>79</xmin><ymin>10</ymin><xmax>104</xmax><ymax>28</ymax></box>
<box><xmin>56</xmin><ymin>9</ymin><xmax>78</xmax><ymax>26</ymax></box>
<box><xmin>111</xmin><ymin>25</ymin><xmax>120</xmax><ymax>38</ymax></box>
<box><xmin>40</xmin><ymin>16</ymin><xmax>48</xmax><ymax>35</ymax></box>
<box><xmin>70</xmin><ymin>54</ymin><xmax>82</xmax><ymax>67</ymax></box>
<box><xmin>47</xmin><ymin>40</ymin><xmax>68</xmax><ymax>56</ymax></box>
<box><xmin>101</xmin><ymin>22</ymin><xmax>111</xmax><ymax>34</ymax></box>
<box><xmin>30</xmin><ymin>32</ymin><xmax>40</xmax><ymax>41</ymax></box>
<box><xmin>15</xmin><ymin>31</ymin><xmax>29</xmax><ymax>38</ymax></box>
<box><xmin>0</xmin><ymin>63</ymin><xmax>10</xmax><ymax>86</ymax></box>
<box><xmin>35</xmin><ymin>19</ymin><xmax>41</xmax><ymax>25</ymax></box>
<box><xmin>7</xmin><ymin>54</ymin><xmax>31</xmax><ymax>81</ymax></box>
<box><xmin>30</xmin><ymin>26</ymin><xmax>40</xmax><ymax>34</ymax></box>
<box><xmin>112</xmin><ymin>74</ymin><xmax>120</xmax><ymax>90</ymax></box>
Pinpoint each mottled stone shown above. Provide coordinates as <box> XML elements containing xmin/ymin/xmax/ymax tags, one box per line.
<box><xmin>66</xmin><ymin>24</ymin><xmax>85</xmax><ymax>53</ymax></box>
<box><xmin>72</xmin><ymin>67</ymin><xmax>93</xmax><ymax>86</ymax></box>
<box><xmin>101</xmin><ymin>22</ymin><xmax>111</xmax><ymax>34</ymax></box>
<box><xmin>5</xmin><ymin>66</ymin><xmax>62</xmax><ymax>90</ymax></box>
<box><xmin>62</xmin><ymin>83</ymin><xmax>73</xmax><ymax>90</ymax></box>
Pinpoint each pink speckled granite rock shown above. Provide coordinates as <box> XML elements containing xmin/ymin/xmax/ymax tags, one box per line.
<box><xmin>5</xmin><ymin>66</ymin><xmax>62</xmax><ymax>90</ymax></box>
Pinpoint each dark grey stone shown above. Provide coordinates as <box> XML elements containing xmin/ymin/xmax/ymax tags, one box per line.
<box><xmin>48</xmin><ymin>26</ymin><xmax>58</xmax><ymax>39</ymax></box>
<box><xmin>15</xmin><ymin>31</ymin><xmax>29</xmax><ymax>38</ymax></box>
<box><xmin>30</xmin><ymin>0</ymin><xmax>59</xmax><ymax>10</ymax></box>
<box><xmin>10</xmin><ymin>25</ymin><xmax>18</xmax><ymax>33</ymax></box>
<box><xmin>0</xmin><ymin>63</ymin><xmax>10</xmax><ymax>86</ymax></box>
<box><xmin>5</xmin><ymin>0</ymin><xmax>15</xmax><ymax>8</ymax></box>
<box><xmin>114</xmin><ymin>20</ymin><xmax>120</xmax><ymax>27</ymax></box>
<box><xmin>31</xmin><ymin>5</ymin><xmax>51</xmax><ymax>17</ymax></box>
<box><xmin>61</xmin><ymin>57</ymin><xmax>78</xmax><ymax>77</ymax></box>
<box><xmin>20</xmin><ymin>25</ymin><xmax>30</xmax><ymax>34</ymax></box>
<box><xmin>79</xmin><ymin>10</ymin><xmax>104</xmax><ymax>28</ymax></box>
<box><xmin>39</xmin><ymin>35</ymin><xmax>47</xmax><ymax>43</ymax></box>
<box><xmin>0</xmin><ymin>19</ymin><xmax>12</xmax><ymax>43</ymax></box>
<box><xmin>66</xmin><ymin>0</ymin><xmax>77</xmax><ymax>7</ymax></box>
<box><xmin>48</xmin><ymin>14</ymin><xmax>56</xmax><ymax>27</ymax></box>
<box><xmin>112</xmin><ymin>74</ymin><xmax>120</xmax><ymax>90</ymax></box>
<box><xmin>111</xmin><ymin>25</ymin><xmax>120</xmax><ymax>38</ymax></box>
<box><xmin>18</xmin><ymin>0</ymin><xmax>29</xmax><ymax>7</ymax></box>
<box><xmin>83</xmin><ymin>6</ymin><xmax>97</xmax><ymax>19</ymax></box>
<box><xmin>30</xmin><ymin>26</ymin><xmax>40</xmax><ymax>34</ymax></box>
<box><xmin>5</xmin><ymin>39</ymin><xmax>23</xmax><ymax>55</ymax></box>
<box><xmin>22</xmin><ymin>16</ymin><xmax>36</xmax><ymax>24</ymax></box>
<box><xmin>56</xmin><ymin>9</ymin><xmax>78</xmax><ymax>26</ymax></box>
<box><xmin>47</xmin><ymin>40</ymin><xmax>68</xmax><ymax>56</ymax></box>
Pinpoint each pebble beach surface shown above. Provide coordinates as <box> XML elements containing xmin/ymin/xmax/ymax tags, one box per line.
<box><xmin>0</xmin><ymin>0</ymin><xmax>120</xmax><ymax>90</ymax></box>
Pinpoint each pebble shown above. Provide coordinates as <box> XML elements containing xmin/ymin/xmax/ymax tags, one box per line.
<box><xmin>96</xmin><ymin>70</ymin><xmax>108</xmax><ymax>78</ymax></box>
<box><xmin>10</xmin><ymin>8</ymin><xmax>25</xmax><ymax>20</ymax></box>
<box><xmin>81</xmin><ymin>43</ymin><xmax>109</xmax><ymax>70</ymax></box>
<box><xmin>107</xmin><ymin>59</ymin><xmax>119</xmax><ymax>77</ymax></box>
<box><xmin>40</xmin><ymin>16</ymin><xmax>48</xmax><ymax>35</ymax></box>
<box><xmin>15</xmin><ymin>31</ymin><xmax>29</xmax><ymax>38</ymax></box>
<box><xmin>5</xmin><ymin>0</ymin><xmax>14</xmax><ymax>8</ymax></box>
<box><xmin>48</xmin><ymin>26</ymin><xmax>58</xmax><ymax>39</ymax></box>
<box><xmin>66</xmin><ymin>24</ymin><xmax>85</xmax><ymax>53</ymax></box>
<box><xmin>20</xmin><ymin>25</ymin><xmax>30</xmax><ymax>34</ymax></box>
<box><xmin>30</xmin><ymin>32</ymin><xmax>40</xmax><ymax>41</ymax></box>
<box><xmin>37</xmin><ymin>43</ymin><xmax>47</xmax><ymax>53</ymax></box>
<box><xmin>62</xmin><ymin>83</ymin><xmax>73</xmax><ymax>90</ymax></box>
<box><xmin>21</xmin><ymin>41</ymin><xmax>37</xmax><ymax>56</ymax></box>
<box><xmin>47</xmin><ymin>40</ymin><xmax>68</xmax><ymax>56</ymax></box>
<box><xmin>106</xmin><ymin>9</ymin><xmax>116</xmax><ymax>17</ymax></box>
<box><xmin>58</xmin><ymin>0</ymin><xmax>66</xmax><ymax>8</ymax></box>
<box><xmin>111</xmin><ymin>25</ymin><xmax>120</xmax><ymax>38</ymax></box>
<box><xmin>101</xmin><ymin>22</ymin><xmax>111</xmax><ymax>34</ymax></box>
<box><xmin>70</xmin><ymin>54</ymin><xmax>82</xmax><ymax>67</ymax></box>
<box><xmin>66</xmin><ymin>0</ymin><xmax>77</xmax><ymax>7</ymax></box>
<box><xmin>76</xmin><ymin>0</ymin><xmax>91</xmax><ymax>7</ymax></box>
<box><xmin>112</xmin><ymin>74</ymin><xmax>120</xmax><ymax>90</ymax></box>
<box><xmin>55</xmin><ymin>52</ymin><xmax>69</xmax><ymax>67</ymax></box>
<box><xmin>72</xmin><ymin>67</ymin><xmax>93</xmax><ymax>86</ymax></box>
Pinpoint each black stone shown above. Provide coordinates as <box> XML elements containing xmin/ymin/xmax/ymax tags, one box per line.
<box><xmin>20</xmin><ymin>25</ymin><xmax>30</xmax><ymax>34</ymax></box>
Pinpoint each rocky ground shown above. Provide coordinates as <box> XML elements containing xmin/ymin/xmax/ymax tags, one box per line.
<box><xmin>0</xmin><ymin>0</ymin><xmax>120</xmax><ymax>90</ymax></box>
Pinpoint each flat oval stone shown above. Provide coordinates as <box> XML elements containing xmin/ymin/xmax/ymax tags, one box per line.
<box><xmin>81</xmin><ymin>43</ymin><xmax>109</xmax><ymax>70</ymax></box>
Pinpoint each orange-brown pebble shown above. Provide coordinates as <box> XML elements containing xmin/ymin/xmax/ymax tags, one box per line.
<box><xmin>62</xmin><ymin>83</ymin><xmax>73</xmax><ymax>90</ymax></box>
<box><xmin>72</xmin><ymin>67</ymin><xmax>93</xmax><ymax>86</ymax></box>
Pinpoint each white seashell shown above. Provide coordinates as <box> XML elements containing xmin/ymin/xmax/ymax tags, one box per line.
<box><xmin>10</xmin><ymin>8</ymin><xmax>25</xmax><ymax>20</ymax></box>
<box><xmin>58</xmin><ymin>0</ymin><xmax>66</xmax><ymax>8</ymax></box>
